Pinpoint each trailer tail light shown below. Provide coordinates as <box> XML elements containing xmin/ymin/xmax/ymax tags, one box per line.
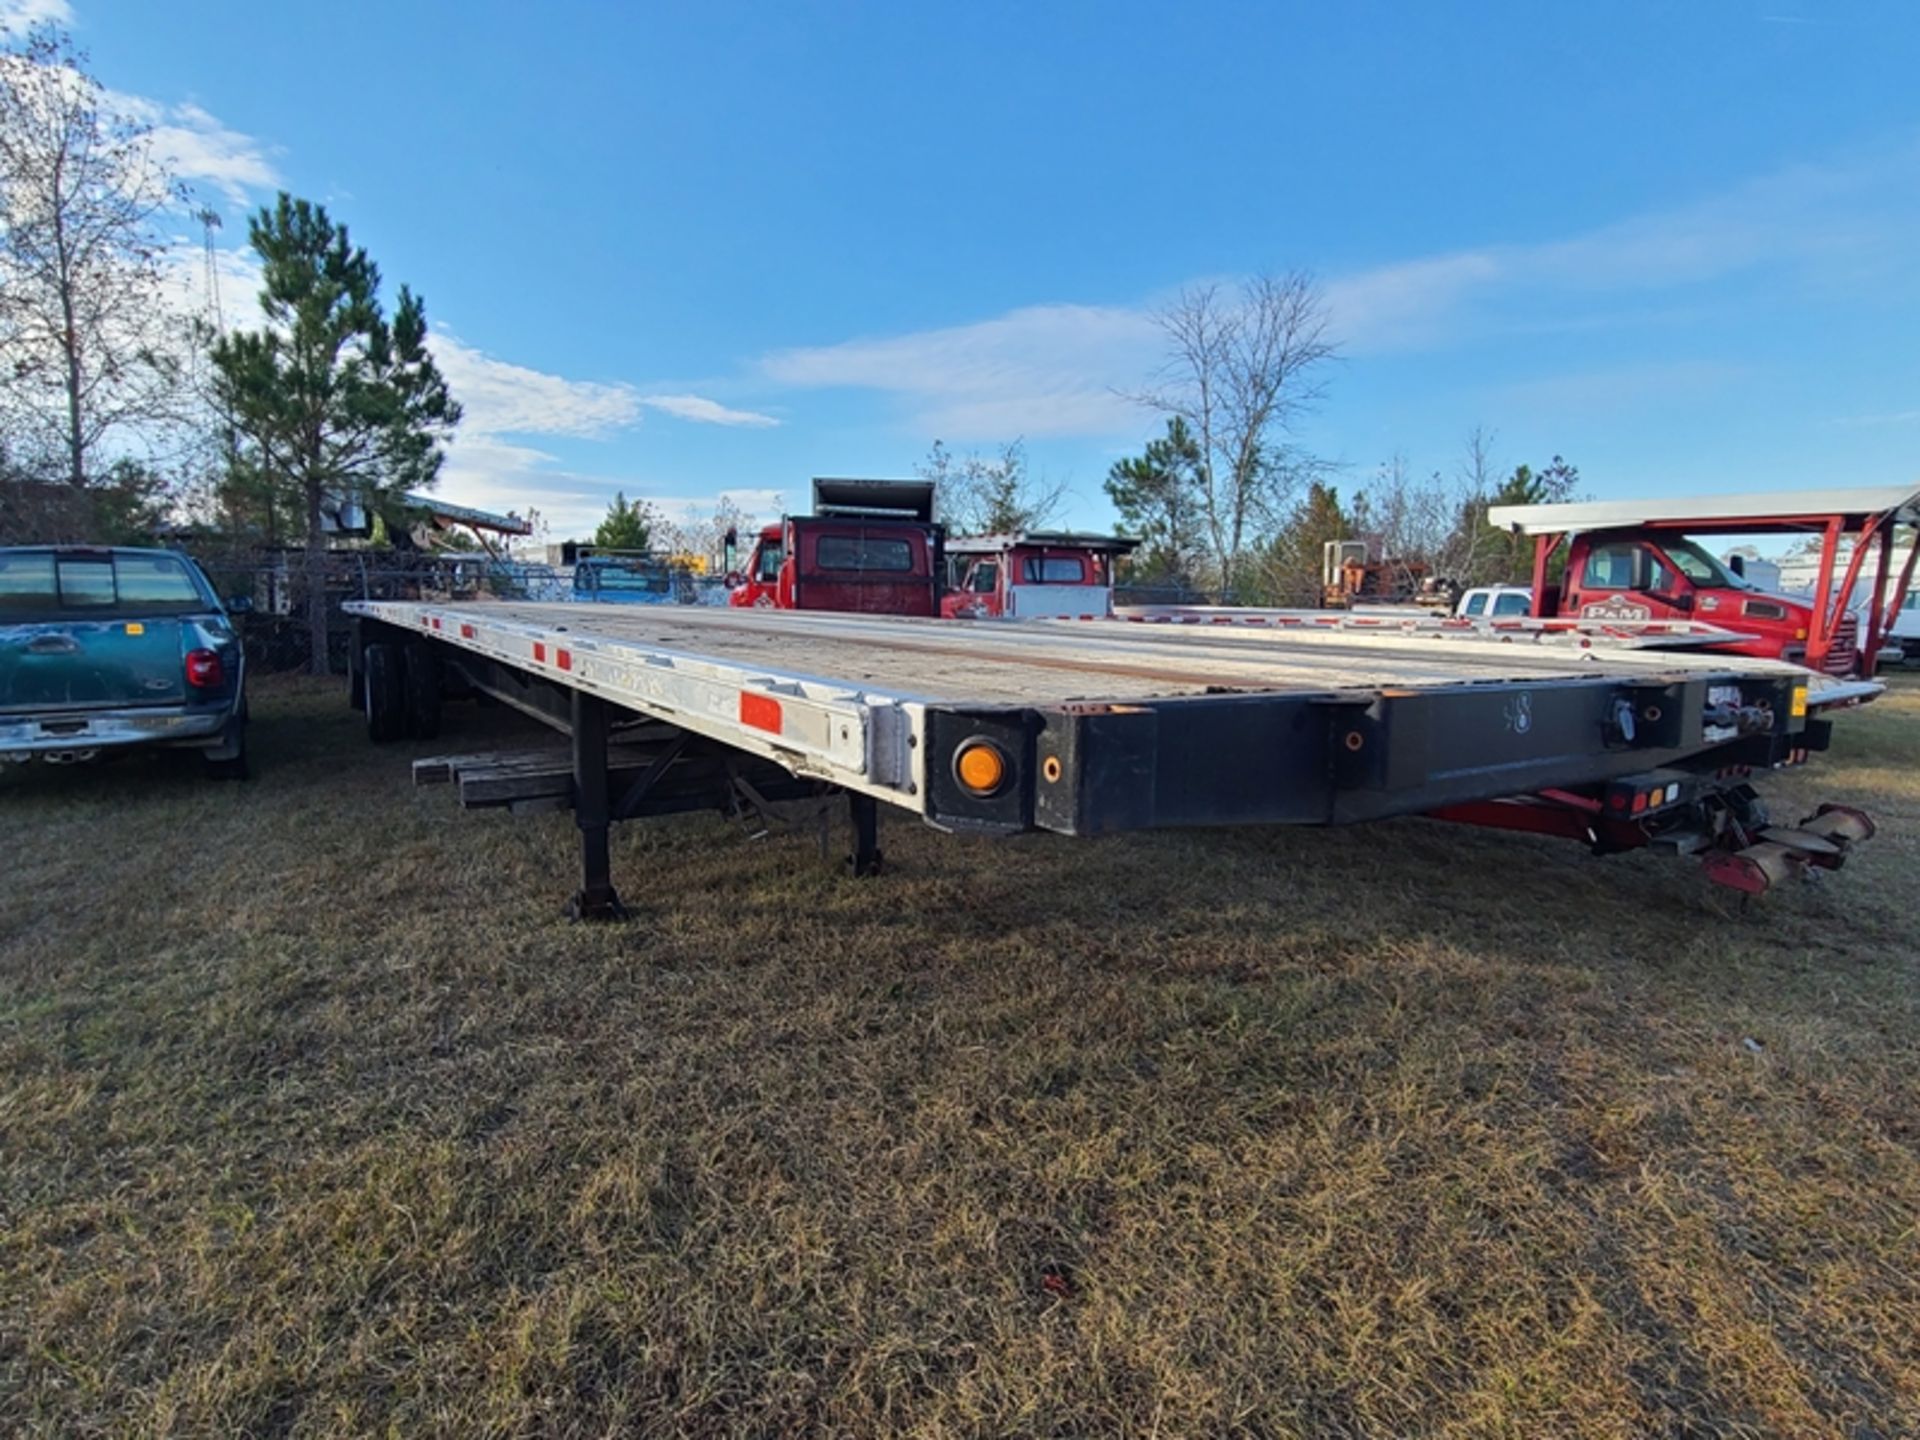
<box><xmin>185</xmin><ymin>649</ymin><xmax>224</xmax><ymax>689</ymax></box>
<box><xmin>1608</xmin><ymin>775</ymin><xmax>1687</xmax><ymax>819</ymax></box>
<box><xmin>953</xmin><ymin>739</ymin><xmax>1009</xmax><ymax>797</ymax></box>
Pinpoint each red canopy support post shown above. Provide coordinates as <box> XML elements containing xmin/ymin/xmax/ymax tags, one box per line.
<box><xmin>1862</xmin><ymin>522</ymin><xmax>1895</xmax><ymax>673</ymax></box>
<box><xmin>1823</xmin><ymin>514</ymin><xmax>1882</xmax><ymax>674</ymax></box>
<box><xmin>1806</xmin><ymin>517</ymin><xmax>1844</xmax><ymax>672</ymax></box>
<box><xmin>1887</xmin><ymin>526</ymin><xmax>1920</xmax><ymax>659</ymax></box>
<box><xmin>1529</xmin><ymin>533</ymin><xmax>1562</xmax><ymax>618</ymax></box>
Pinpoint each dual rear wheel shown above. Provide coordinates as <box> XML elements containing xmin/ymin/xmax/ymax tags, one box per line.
<box><xmin>361</xmin><ymin>641</ymin><xmax>441</xmax><ymax>742</ymax></box>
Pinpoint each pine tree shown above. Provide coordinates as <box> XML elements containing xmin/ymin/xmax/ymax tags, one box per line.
<box><xmin>593</xmin><ymin>492</ymin><xmax>656</xmax><ymax>551</ymax></box>
<box><xmin>211</xmin><ymin>194</ymin><xmax>460</xmax><ymax>673</ymax></box>
<box><xmin>1104</xmin><ymin>418</ymin><xmax>1203</xmax><ymax>584</ymax></box>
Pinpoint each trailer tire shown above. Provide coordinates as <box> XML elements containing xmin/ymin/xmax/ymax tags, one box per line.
<box><xmin>403</xmin><ymin>643</ymin><xmax>442</xmax><ymax>740</ymax></box>
<box><xmin>347</xmin><ymin>639</ymin><xmax>366</xmax><ymax>709</ymax></box>
<box><xmin>364</xmin><ymin>643</ymin><xmax>408</xmax><ymax>743</ymax></box>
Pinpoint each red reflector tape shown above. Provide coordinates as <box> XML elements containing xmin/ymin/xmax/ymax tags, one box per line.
<box><xmin>557</xmin><ymin>649</ymin><xmax>572</xmax><ymax>672</ymax></box>
<box><xmin>533</xmin><ymin>642</ymin><xmax>546</xmax><ymax>663</ymax></box>
<box><xmin>460</xmin><ymin>623</ymin><xmax>475</xmax><ymax>639</ymax></box>
<box><xmin>740</xmin><ymin>692</ymin><xmax>783</xmax><ymax>733</ymax></box>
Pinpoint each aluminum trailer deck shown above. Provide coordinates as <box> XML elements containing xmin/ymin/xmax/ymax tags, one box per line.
<box><xmin>344</xmin><ymin>599</ymin><xmax>1869</xmax><ymax>916</ymax></box>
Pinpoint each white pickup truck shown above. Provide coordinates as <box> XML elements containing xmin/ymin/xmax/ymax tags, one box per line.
<box><xmin>1453</xmin><ymin>584</ymin><xmax>1534</xmax><ymax>620</ymax></box>
<box><xmin>1857</xmin><ymin>589</ymin><xmax>1918</xmax><ymax>666</ymax></box>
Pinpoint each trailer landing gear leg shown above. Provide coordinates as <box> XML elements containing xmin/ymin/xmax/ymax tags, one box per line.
<box><xmin>849</xmin><ymin>792</ymin><xmax>883</xmax><ymax>878</ymax></box>
<box><xmin>567</xmin><ymin>690</ymin><xmax>629</xmax><ymax>922</ymax></box>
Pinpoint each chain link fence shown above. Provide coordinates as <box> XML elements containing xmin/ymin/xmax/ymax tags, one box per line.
<box><xmin>185</xmin><ymin>547</ymin><xmax>741</xmax><ymax>674</ymax></box>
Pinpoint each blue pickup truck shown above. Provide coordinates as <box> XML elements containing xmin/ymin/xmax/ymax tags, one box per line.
<box><xmin>0</xmin><ymin>546</ymin><xmax>249</xmax><ymax>779</ymax></box>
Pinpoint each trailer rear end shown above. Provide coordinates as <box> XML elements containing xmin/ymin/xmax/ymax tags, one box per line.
<box><xmin>342</xmin><ymin>600</ymin><xmax>1878</xmax><ymax>915</ymax></box>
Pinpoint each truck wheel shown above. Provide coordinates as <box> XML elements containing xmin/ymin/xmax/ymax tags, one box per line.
<box><xmin>203</xmin><ymin>717</ymin><xmax>250</xmax><ymax>781</ymax></box>
<box><xmin>364</xmin><ymin>642</ymin><xmax>408</xmax><ymax>743</ymax></box>
<box><xmin>347</xmin><ymin>639</ymin><xmax>366</xmax><ymax>709</ymax></box>
<box><xmin>403</xmin><ymin>643</ymin><xmax>442</xmax><ymax>740</ymax></box>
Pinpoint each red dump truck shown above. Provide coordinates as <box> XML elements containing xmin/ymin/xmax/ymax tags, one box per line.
<box><xmin>725</xmin><ymin>478</ymin><xmax>943</xmax><ymax>616</ymax></box>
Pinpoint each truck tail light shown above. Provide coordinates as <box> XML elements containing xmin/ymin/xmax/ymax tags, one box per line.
<box><xmin>185</xmin><ymin>649</ymin><xmax>225</xmax><ymax>689</ymax></box>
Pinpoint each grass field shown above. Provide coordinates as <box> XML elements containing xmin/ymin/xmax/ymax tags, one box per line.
<box><xmin>2</xmin><ymin>674</ymin><xmax>1917</xmax><ymax>1438</ymax></box>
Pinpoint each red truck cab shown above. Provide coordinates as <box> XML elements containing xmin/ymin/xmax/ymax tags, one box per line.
<box><xmin>1488</xmin><ymin>488</ymin><xmax>1920</xmax><ymax>676</ymax></box>
<box><xmin>1555</xmin><ymin>530</ymin><xmax>1855</xmax><ymax>673</ymax></box>
<box><xmin>725</xmin><ymin>479</ymin><xmax>944</xmax><ymax>617</ymax></box>
<box><xmin>941</xmin><ymin>533</ymin><xmax>1139</xmax><ymax>620</ymax></box>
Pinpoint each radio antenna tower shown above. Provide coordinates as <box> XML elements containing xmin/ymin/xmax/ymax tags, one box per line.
<box><xmin>195</xmin><ymin>207</ymin><xmax>225</xmax><ymax>336</ymax></box>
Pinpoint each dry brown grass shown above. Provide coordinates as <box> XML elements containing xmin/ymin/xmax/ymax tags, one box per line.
<box><xmin>2</xmin><ymin>675</ymin><xmax>1917</xmax><ymax>1438</ymax></box>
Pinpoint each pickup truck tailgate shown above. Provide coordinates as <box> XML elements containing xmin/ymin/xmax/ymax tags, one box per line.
<box><xmin>1</xmin><ymin>619</ymin><xmax>188</xmax><ymax>711</ymax></box>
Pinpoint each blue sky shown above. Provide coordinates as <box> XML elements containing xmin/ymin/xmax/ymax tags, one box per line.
<box><xmin>16</xmin><ymin>0</ymin><xmax>1920</xmax><ymax>539</ymax></box>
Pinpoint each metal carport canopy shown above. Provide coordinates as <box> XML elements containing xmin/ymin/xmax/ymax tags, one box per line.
<box><xmin>1488</xmin><ymin>484</ymin><xmax>1920</xmax><ymax>535</ymax></box>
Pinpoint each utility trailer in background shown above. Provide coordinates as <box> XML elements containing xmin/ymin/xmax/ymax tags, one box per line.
<box><xmin>343</xmin><ymin>599</ymin><xmax>1879</xmax><ymax>917</ymax></box>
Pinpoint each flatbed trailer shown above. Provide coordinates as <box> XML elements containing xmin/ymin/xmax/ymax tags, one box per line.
<box><xmin>344</xmin><ymin>599</ymin><xmax>1878</xmax><ymax>916</ymax></box>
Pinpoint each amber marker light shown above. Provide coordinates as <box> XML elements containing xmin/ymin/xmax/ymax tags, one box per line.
<box><xmin>953</xmin><ymin>740</ymin><xmax>1009</xmax><ymax>796</ymax></box>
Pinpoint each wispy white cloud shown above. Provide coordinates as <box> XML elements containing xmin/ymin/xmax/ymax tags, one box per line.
<box><xmin>0</xmin><ymin>31</ymin><xmax>280</xmax><ymax>209</ymax></box>
<box><xmin>1323</xmin><ymin>253</ymin><xmax>1502</xmax><ymax>352</ymax></box>
<box><xmin>763</xmin><ymin>302</ymin><xmax>1158</xmax><ymax>441</ymax></box>
<box><xmin>434</xmin><ymin>434</ymin><xmax>786</xmax><ymax>541</ymax></box>
<box><xmin>0</xmin><ymin>0</ymin><xmax>74</xmax><ymax>27</ymax></box>
<box><xmin>639</xmin><ymin>393</ymin><xmax>779</xmax><ymax>428</ymax></box>
<box><xmin>431</xmin><ymin>334</ymin><xmax>782</xmax><ymax>437</ymax></box>
<box><xmin>1831</xmin><ymin>408</ymin><xmax>1920</xmax><ymax>429</ymax></box>
<box><xmin>159</xmin><ymin>232</ymin><xmax>261</xmax><ymax>326</ymax></box>
<box><xmin>1490</xmin><ymin>360</ymin><xmax>1746</xmax><ymax>416</ymax></box>
<box><xmin>140</xmin><ymin>100</ymin><xmax>281</xmax><ymax>207</ymax></box>
<box><xmin>759</xmin><ymin>137</ymin><xmax>1920</xmax><ymax>441</ymax></box>
<box><xmin>424</xmin><ymin>336</ymin><xmax>785</xmax><ymax>536</ymax></box>
<box><xmin>430</xmin><ymin>332</ymin><xmax>644</xmax><ymax>438</ymax></box>
<box><xmin>1326</xmin><ymin>138</ymin><xmax>1920</xmax><ymax>353</ymax></box>
<box><xmin>434</xmin><ymin>436</ymin><xmax>616</xmax><ymax>539</ymax></box>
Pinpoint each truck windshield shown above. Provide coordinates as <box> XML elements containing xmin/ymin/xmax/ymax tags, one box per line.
<box><xmin>581</xmin><ymin>561</ymin><xmax>668</xmax><ymax>594</ymax></box>
<box><xmin>816</xmin><ymin>536</ymin><xmax>914</xmax><ymax>572</ymax></box>
<box><xmin>0</xmin><ymin>550</ymin><xmax>206</xmax><ymax>616</ymax></box>
<box><xmin>1022</xmin><ymin>555</ymin><xmax>1088</xmax><ymax>584</ymax></box>
<box><xmin>1661</xmin><ymin>539</ymin><xmax>1752</xmax><ymax>590</ymax></box>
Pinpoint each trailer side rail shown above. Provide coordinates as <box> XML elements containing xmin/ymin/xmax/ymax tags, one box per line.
<box><xmin>347</xmin><ymin>599</ymin><xmax>925</xmax><ymax>802</ymax></box>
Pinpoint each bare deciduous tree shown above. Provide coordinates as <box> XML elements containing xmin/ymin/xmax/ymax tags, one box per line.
<box><xmin>658</xmin><ymin>494</ymin><xmax>761</xmax><ymax>571</ymax></box>
<box><xmin>0</xmin><ymin>25</ymin><xmax>191</xmax><ymax>488</ymax></box>
<box><xmin>1433</xmin><ymin>425</ymin><xmax>1504</xmax><ymax>585</ymax></box>
<box><xmin>918</xmin><ymin>438</ymin><xmax>1065</xmax><ymax>535</ymax></box>
<box><xmin>1130</xmin><ymin>273</ymin><xmax>1336</xmax><ymax>594</ymax></box>
<box><xmin>1349</xmin><ymin>429</ymin><xmax>1516</xmax><ymax>596</ymax></box>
